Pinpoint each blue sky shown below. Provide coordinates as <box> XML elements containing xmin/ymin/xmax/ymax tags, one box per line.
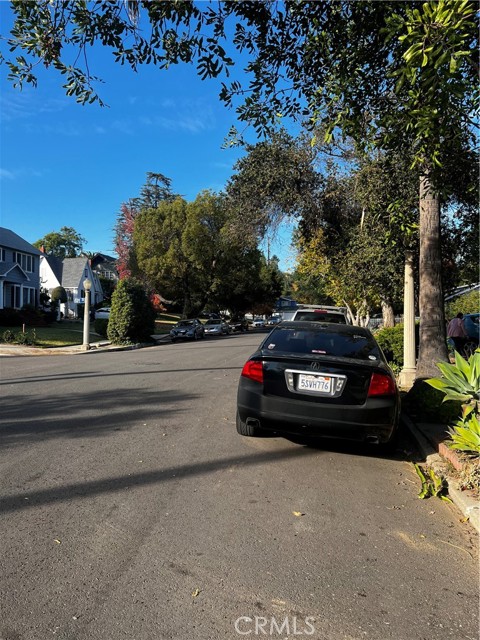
<box><xmin>0</xmin><ymin>5</ymin><xmax>297</xmax><ymax>271</ymax></box>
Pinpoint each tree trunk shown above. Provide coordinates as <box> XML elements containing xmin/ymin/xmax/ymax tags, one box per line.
<box><xmin>381</xmin><ymin>299</ymin><xmax>395</xmax><ymax>328</ymax></box>
<box><xmin>416</xmin><ymin>172</ymin><xmax>448</xmax><ymax>378</ymax></box>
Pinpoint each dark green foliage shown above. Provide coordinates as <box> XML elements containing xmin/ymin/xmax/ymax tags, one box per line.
<box><xmin>0</xmin><ymin>308</ymin><xmax>22</xmax><ymax>327</ymax></box>
<box><xmin>2</xmin><ymin>330</ymin><xmax>16</xmax><ymax>343</ymax></box>
<box><xmin>107</xmin><ymin>279</ymin><xmax>156</xmax><ymax>345</ymax></box>
<box><xmin>94</xmin><ymin>319</ymin><xmax>109</xmax><ymax>338</ymax></box>
<box><xmin>374</xmin><ymin>324</ymin><xmax>405</xmax><ymax>367</ymax></box>
<box><xmin>446</xmin><ymin>290</ymin><xmax>480</xmax><ymax>318</ymax></box>
<box><xmin>33</xmin><ymin>226</ymin><xmax>85</xmax><ymax>258</ymax></box>
<box><xmin>51</xmin><ymin>286</ymin><xmax>67</xmax><ymax>303</ymax></box>
<box><xmin>0</xmin><ymin>329</ymin><xmax>36</xmax><ymax>346</ymax></box>
<box><xmin>403</xmin><ymin>380</ymin><xmax>463</xmax><ymax>425</ymax></box>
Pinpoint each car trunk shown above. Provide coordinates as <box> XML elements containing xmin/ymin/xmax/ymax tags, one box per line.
<box><xmin>259</xmin><ymin>353</ymin><xmax>381</xmax><ymax>406</ymax></box>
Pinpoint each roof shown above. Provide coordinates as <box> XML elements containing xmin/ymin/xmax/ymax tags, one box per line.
<box><xmin>0</xmin><ymin>227</ymin><xmax>42</xmax><ymax>255</ymax></box>
<box><xmin>61</xmin><ymin>257</ymin><xmax>89</xmax><ymax>288</ymax></box>
<box><xmin>41</xmin><ymin>254</ymin><xmax>64</xmax><ymax>283</ymax></box>
<box><xmin>0</xmin><ymin>261</ymin><xmax>29</xmax><ymax>279</ymax></box>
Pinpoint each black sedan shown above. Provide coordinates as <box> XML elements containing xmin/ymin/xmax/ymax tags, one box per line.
<box><xmin>170</xmin><ymin>319</ymin><xmax>205</xmax><ymax>342</ymax></box>
<box><xmin>236</xmin><ymin>322</ymin><xmax>400</xmax><ymax>446</ymax></box>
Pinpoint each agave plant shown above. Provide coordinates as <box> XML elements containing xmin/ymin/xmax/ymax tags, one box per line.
<box><xmin>427</xmin><ymin>350</ymin><xmax>480</xmax><ymax>456</ymax></box>
<box><xmin>448</xmin><ymin>413</ymin><xmax>480</xmax><ymax>455</ymax></box>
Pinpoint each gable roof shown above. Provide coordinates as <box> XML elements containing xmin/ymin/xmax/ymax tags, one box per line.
<box><xmin>0</xmin><ymin>261</ymin><xmax>30</xmax><ymax>279</ymax></box>
<box><xmin>41</xmin><ymin>254</ymin><xmax>64</xmax><ymax>283</ymax></box>
<box><xmin>61</xmin><ymin>257</ymin><xmax>89</xmax><ymax>288</ymax></box>
<box><xmin>0</xmin><ymin>227</ymin><xmax>42</xmax><ymax>255</ymax></box>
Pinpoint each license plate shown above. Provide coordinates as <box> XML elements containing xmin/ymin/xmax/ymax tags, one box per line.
<box><xmin>298</xmin><ymin>374</ymin><xmax>332</xmax><ymax>394</ymax></box>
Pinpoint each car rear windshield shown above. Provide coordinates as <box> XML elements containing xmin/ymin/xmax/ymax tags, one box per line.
<box><xmin>294</xmin><ymin>311</ymin><xmax>346</xmax><ymax>323</ymax></box>
<box><xmin>262</xmin><ymin>327</ymin><xmax>382</xmax><ymax>361</ymax></box>
<box><xmin>178</xmin><ymin>321</ymin><xmax>194</xmax><ymax>326</ymax></box>
<box><xmin>205</xmin><ymin>319</ymin><xmax>220</xmax><ymax>325</ymax></box>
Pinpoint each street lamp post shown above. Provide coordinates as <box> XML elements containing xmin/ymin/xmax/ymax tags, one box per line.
<box><xmin>82</xmin><ymin>278</ymin><xmax>92</xmax><ymax>351</ymax></box>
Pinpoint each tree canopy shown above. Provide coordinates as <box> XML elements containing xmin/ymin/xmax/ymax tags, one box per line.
<box><xmin>33</xmin><ymin>226</ymin><xmax>85</xmax><ymax>258</ymax></box>
<box><xmin>4</xmin><ymin>0</ymin><xmax>478</xmax><ymax>375</ymax></box>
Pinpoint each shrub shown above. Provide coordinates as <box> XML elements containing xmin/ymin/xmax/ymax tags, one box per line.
<box><xmin>426</xmin><ymin>350</ymin><xmax>480</xmax><ymax>457</ymax></box>
<box><xmin>403</xmin><ymin>379</ymin><xmax>463</xmax><ymax>424</ymax></box>
<box><xmin>0</xmin><ymin>308</ymin><xmax>22</xmax><ymax>327</ymax></box>
<box><xmin>375</xmin><ymin>324</ymin><xmax>404</xmax><ymax>367</ymax></box>
<box><xmin>107</xmin><ymin>279</ymin><xmax>156</xmax><ymax>345</ymax></box>
<box><xmin>2</xmin><ymin>330</ymin><xmax>16</xmax><ymax>343</ymax></box>
<box><xmin>446</xmin><ymin>290</ymin><xmax>480</xmax><ymax>318</ymax></box>
<box><xmin>15</xmin><ymin>330</ymin><xmax>36</xmax><ymax>346</ymax></box>
<box><xmin>94</xmin><ymin>318</ymin><xmax>109</xmax><ymax>338</ymax></box>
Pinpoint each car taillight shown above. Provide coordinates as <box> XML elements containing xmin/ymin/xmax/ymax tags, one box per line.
<box><xmin>241</xmin><ymin>360</ymin><xmax>264</xmax><ymax>383</ymax></box>
<box><xmin>368</xmin><ymin>372</ymin><xmax>396</xmax><ymax>396</ymax></box>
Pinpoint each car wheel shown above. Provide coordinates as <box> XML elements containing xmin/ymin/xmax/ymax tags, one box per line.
<box><xmin>236</xmin><ymin>411</ymin><xmax>263</xmax><ymax>437</ymax></box>
<box><xmin>171</xmin><ymin>338</ymin><xmax>177</xmax><ymax>343</ymax></box>
<box><xmin>463</xmin><ymin>340</ymin><xmax>477</xmax><ymax>358</ymax></box>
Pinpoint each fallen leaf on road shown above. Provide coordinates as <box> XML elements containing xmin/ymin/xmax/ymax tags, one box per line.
<box><xmin>54</xmin><ymin>539</ymin><xmax>61</xmax><ymax>544</ymax></box>
<box><xmin>192</xmin><ymin>589</ymin><xmax>201</xmax><ymax>598</ymax></box>
<box><xmin>293</xmin><ymin>511</ymin><xmax>305</xmax><ymax>517</ymax></box>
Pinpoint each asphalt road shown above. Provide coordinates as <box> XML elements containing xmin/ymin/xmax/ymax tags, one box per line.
<box><xmin>1</xmin><ymin>333</ymin><xmax>478</xmax><ymax>640</ymax></box>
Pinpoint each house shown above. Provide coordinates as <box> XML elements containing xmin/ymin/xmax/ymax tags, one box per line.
<box><xmin>40</xmin><ymin>254</ymin><xmax>103</xmax><ymax>318</ymax></box>
<box><xmin>0</xmin><ymin>227</ymin><xmax>42</xmax><ymax>309</ymax></box>
<box><xmin>90</xmin><ymin>253</ymin><xmax>119</xmax><ymax>283</ymax></box>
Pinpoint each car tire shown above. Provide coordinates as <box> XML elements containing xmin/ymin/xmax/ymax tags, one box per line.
<box><xmin>171</xmin><ymin>338</ymin><xmax>177</xmax><ymax>343</ymax></box>
<box><xmin>463</xmin><ymin>340</ymin><xmax>477</xmax><ymax>358</ymax></box>
<box><xmin>236</xmin><ymin>411</ymin><xmax>263</xmax><ymax>437</ymax></box>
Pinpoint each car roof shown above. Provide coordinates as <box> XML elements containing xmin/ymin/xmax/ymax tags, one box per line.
<box><xmin>277</xmin><ymin>321</ymin><xmax>372</xmax><ymax>337</ymax></box>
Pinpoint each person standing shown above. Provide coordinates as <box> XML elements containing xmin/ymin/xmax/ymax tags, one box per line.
<box><xmin>447</xmin><ymin>312</ymin><xmax>468</xmax><ymax>354</ymax></box>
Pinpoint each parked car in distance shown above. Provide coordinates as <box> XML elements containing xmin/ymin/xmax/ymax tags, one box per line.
<box><xmin>266</xmin><ymin>315</ymin><xmax>282</xmax><ymax>326</ymax></box>
<box><xmin>203</xmin><ymin>318</ymin><xmax>231</xmax><ymax>336</ymax></box>
<box><xmin>237</xmin><ymin>321</ymin><xmax>400</xmax><ymax>447</ymax></box>
<box><xmin>291</xmin><ymin>307</ymin><xmax>348</xmax><ymax>324</ymax></box>
<box><xmin>250</xmin><ymin>317</ymin><xmax>266</xmax><ymax>328</ymax></box>
<box><xmin>94</xmin><ymin>307</ymin><xmax>111</xmax><ymax>319</ymax></box>
<box><xmin>229</xmin><ymin>316</ymin><xmax>249</xmax><ymax>333</ymax></box>
<box><xmin>170</xmin><ymin>319</ymin><xmax>205</xmax><ymax>342</ymax></box>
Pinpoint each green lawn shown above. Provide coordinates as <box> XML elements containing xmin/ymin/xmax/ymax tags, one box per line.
<box><xmin>0</xmin><ymin>322</ymin><xmax>102</xmax><ymax>348</ymax></box>
<box><xmin>1</xmin><ymin>314</ymin><xmax>182</xmax><ymax>347</ymax></box>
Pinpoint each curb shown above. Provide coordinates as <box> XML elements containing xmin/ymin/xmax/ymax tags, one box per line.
<box><xmin>401</xmin><ymin>413</ymin><xmax>480</xmax><ymax>533</ymax></box>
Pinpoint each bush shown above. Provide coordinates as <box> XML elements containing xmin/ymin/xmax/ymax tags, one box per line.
<box><xmin>446</xmin><ymin>290</ymin><xmax>480</xmax><ymax>318</ymax></box>
<box><xmin>0</xmin><ymin>328</ymin><xmax>36</xmax><ymax>346</ymax></box>
<box><xmin>375</xmin><ymin>324</ymin><xmax>405</xmax><ymax>367</ymax></box>
<box><xmin>107</xmin><ymin>279</ymin><xmax>156</xmax><ymax>345</ymax></box>
<box><xmin>94</xmin><ymin>318</ymin><xmax>109</xmax><ymax>338</ymax></box>
<box><xmin>403</xmin><ymin>380</ymin><xmax>463</xmax><ymax>424</ymax></box>
<box><xmin>0</xmin><ymin>309</ymin><xmax>22</xmax><ymax>326</ymax></box>
<box><xmin>2</xmin><ymin>329</ymin><xmax>16</xmax><ymax>343</ymax></box>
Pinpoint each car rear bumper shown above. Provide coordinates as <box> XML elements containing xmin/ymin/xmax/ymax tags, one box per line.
<box><xmin>237</xmin><ymin>384</ymin><xmax>398</xmax><ymax>443</ymax></box>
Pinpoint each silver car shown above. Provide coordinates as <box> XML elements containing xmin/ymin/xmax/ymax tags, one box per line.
<box><xmin>203</xmin><ymin>318</ymin><xmax>231</xmax><ymax>336</ymax></box>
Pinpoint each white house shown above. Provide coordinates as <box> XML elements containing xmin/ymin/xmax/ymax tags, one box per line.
<box><xmin>40</xmin><ymin>254</ymin><xmax>103</xmax><ymax>318</ymax></box>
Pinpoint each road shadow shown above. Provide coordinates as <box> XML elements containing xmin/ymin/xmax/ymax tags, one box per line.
<box><xmin>0</xmin><ymin>446</ymin><xmax>321</xmax><ymax>514</ymax></box>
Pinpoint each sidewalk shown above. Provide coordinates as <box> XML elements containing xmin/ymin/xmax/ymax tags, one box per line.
<box><xmin>401</xmin><ymin>412</ymin><xmax>480</xmax><ymax>533</ymax></box>
<box><xmin>0</xmin><ymin>334</ymin><xmax>171</xmax><ymax>357</ymax></box>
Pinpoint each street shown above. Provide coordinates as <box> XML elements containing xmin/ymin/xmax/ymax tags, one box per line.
<box><xmin>1</xmin><ymin>334</ymin><xmax>478</xmax><ymax>640</ymax></box>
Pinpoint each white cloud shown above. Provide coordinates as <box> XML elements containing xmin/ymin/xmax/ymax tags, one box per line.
<box><xmin>0</xmin><ymin>168</ymin><xmax>15</xmax><ymax>180</ymax></box>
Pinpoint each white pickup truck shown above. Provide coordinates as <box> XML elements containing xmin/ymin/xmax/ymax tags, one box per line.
<box><xmin>288</xmin><ymin>305</ymin><xmax>349</xmax><ymax>324</ymax></box>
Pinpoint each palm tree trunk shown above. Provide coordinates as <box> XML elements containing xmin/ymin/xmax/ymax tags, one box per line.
<box><xmin>416</xmin><ymin>171</ymin><xmax>448</xmax><ymax>378</ymax></box>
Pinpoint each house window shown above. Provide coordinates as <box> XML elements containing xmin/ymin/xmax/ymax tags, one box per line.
<box><xmin>23</xmin><ymin>287</ymin><xmax>36</xmax><ymax>307</ymax></box>
<box><xmin>12</xmin><ymin>251</ymin><xmax>34</xmax><ymax>273</ymax></box>
<box><xmin>12</xmin><ymin>285</ymin><xmax>21</xmax><ymax>309</ymax></box>
<box><xmin>0</xmin><ymin>249</ymin><xmax>5</xmax><ymax>261</ymax></box>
